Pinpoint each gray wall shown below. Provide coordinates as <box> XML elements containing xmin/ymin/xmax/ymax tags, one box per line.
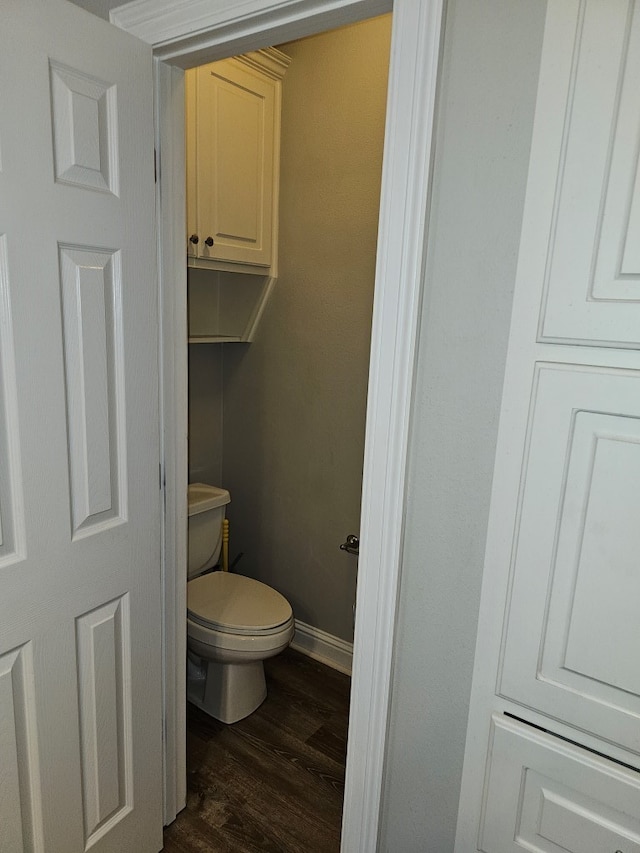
<box><xmin>222</xmin><ymin>16</ymin><xmax>391</xmax><ymax>642</ymax></box>
<box><xmin>188</xmin><ymin>344</ymin><xmax>223</xmax><ymax>485</ymax></box>
<box><xmin>378</xmin><ymin>1</ymin><xmax>546</xmax><ymax>850</ymax></box>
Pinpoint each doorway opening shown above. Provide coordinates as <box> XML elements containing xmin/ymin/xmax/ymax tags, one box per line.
<box><xmin>171</xmin><ymin>16</ymin><xmax>392</xmax><ymax>848</ymax></box>
<box><xmin>128</xmin><ymin>0</ymin><xmax>444</xmax><ymax>847</ymax></box>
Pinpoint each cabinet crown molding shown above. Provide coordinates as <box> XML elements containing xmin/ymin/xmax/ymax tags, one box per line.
<box><xmin>235</xmin><ymin>47</ymin><xmax>291</xmax><ymax>80</ymax></box>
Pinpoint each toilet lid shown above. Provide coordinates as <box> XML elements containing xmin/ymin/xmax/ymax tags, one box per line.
<box><xmin>187</xmin><ymin>571</ymin><xmax>293</xmax><ymax>634</ymax></box>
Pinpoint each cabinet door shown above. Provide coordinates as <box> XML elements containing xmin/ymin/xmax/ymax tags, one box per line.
<box><xmin>499</xmin><ymin>364</ymin><xmax>640</xmax><ymax>756</ymax></box>
<box><xmin>536</xmin><ymin>0</ymin><xmax>640</xmax><ymax>348</ymax></box>
<box><xmin>191</xmin><ymin>59</ymin><xmax>275</xmax><ymax>268</ymax></box>
<box><xmin>480</xmin><ymin>715</ymin><xmax>640</xmax><ymax>853</ymax></box>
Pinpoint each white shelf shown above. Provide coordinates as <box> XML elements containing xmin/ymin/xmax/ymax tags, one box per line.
<box><xmin>187</xmin><ymin>267</ymin><xmax>276</xmax><ymax>343</ymax></box>
<box><xmin>188</xmin><ymin>335</ymin><xmax>243</xmax><ymax>344</ymax></box>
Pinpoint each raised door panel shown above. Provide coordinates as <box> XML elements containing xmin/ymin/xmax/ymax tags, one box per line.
<box><xmin>500</xmin><ymin>364</ymin><xmax>640</xmax><ymax>755</ymax></box>
<box><xmin>75</xmin><ymin>597</ymin><xmax>132</xmax><ymax>846</ymax></box>
<box><xmin>0</xmin><ymin>645</ymin><xmax>43</xmax><ymax>853</ymax></box>
<box><xmin>49</xmin><ymin>60</ymin><xmax>118</xmax><ymax>195</ymax></box>
<box><xmin>480</xmin><ymin>715</ymin><xmax>640</xmax><ymax>853</ymax></box>
<box><xmin>195</xmin><ymin>60</ymin><xmax>274</xmax><ymax>267</ymax></box>
<box><xmin>58</xmin><ymin>245</ymin><xmax>125</xmax><ymax>538</ymax></box>
<box><xmin>537</xmin><ymin>0</ymin><xmax>640</xmax><ymax>347</ymax></box>
<box><xmin>0</xmin><ymin>235</ymin><xmax>24</xmax><ymax>569</ymax></box>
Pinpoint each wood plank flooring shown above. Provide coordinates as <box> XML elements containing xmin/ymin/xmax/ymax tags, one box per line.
<box><xmin>162</xmin><ymin>649</ymin><xmax>351</xmax><ymax>853</ymax></box>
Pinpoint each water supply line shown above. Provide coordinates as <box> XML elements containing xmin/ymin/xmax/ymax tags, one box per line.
<box><xmin>222</xmin><ymin>518</ymin><xmax>229</xmax><ymax>572</ymax></box>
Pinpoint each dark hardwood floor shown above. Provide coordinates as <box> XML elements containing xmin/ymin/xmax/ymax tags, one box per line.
<box><xmin>162</xmin><ymin>648</ymin><xmax>351</xmax><ymax>853</ymax></box>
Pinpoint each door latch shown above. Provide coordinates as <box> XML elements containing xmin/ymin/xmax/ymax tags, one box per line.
<box><xmin>340</xmin><ymin>534</ymin><xmax>360</xmax><ymax>556</ymax></box>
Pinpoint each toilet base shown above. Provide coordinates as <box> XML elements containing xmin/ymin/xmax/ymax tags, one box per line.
<box><xmin>187</xmin><ymin>656</ymin><xmax>267</xmax><ymax>724</ymax></box>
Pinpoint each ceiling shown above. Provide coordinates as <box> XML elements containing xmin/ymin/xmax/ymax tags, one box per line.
<box><xmin>67</xmin><ymin>0</ymin><xmax>117</xmax><ymax>20</ymax></box>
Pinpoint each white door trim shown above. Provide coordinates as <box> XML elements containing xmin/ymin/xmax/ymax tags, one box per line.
<box><xmin>153</xmin><ymin>58</ymin><xmax>189</xmax><ymax>826</ymax></box>
<box><xmin>112</xmin><ymin>1</ymin><xmax>444</xmax><ymax>848</ymax></box>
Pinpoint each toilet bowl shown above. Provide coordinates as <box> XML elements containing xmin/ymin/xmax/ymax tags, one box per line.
<box><xmin>186</xmin><ymin>484</ymin><xmax>294</xmax><ymax>723</ymax></box>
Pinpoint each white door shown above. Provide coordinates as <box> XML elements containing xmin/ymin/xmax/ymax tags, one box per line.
<box><xmin>0</xmin><ymin>2</ymin><xmax>162</xmax><ymax>852</ymax></box>
<box><xmin>456</xmin><ymin>1</ymin><xmax>640</xmax><ymax>850</ymax></box>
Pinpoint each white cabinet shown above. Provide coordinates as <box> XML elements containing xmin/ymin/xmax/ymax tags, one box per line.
<box><xmin>185</xmin><ymin>49</ymin><xmax>290</xmax><ymax>274</ymax></box>
<box><xmin>456</xmin><ymin>1</ymin><xmax>640</xmax><ymax>849</ymax></box>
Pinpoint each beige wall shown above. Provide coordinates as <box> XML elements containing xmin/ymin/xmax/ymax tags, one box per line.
<box><xmin>221</xmin><ymin>15</ymin><xmax>391</xmax><ymax>641</ymax></box>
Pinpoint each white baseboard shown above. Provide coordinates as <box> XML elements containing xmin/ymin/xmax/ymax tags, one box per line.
<box><xmin>290</xmin><ymin>620</ymin><xmax>353</xmax><ymax>676</ymax></box>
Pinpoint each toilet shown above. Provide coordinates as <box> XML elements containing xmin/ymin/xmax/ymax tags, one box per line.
<box><xmin>186</xmin><ymin>483</ymin><xmax>294</xmax><ymax>723</ymax></box>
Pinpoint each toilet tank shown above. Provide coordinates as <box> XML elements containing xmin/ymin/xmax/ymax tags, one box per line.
<box><xmin>187</xmin><ymin>484</ymin><xmax>231</xmax><ymax>578</ymax></box>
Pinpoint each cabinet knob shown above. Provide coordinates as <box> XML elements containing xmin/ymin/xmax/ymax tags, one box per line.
<box><xmin>204</xmin><ymin>236</ymin><xmax>214</xmax><ymax>247</ymax></box>
<box><xmin>189</xmin><ymin>234</ymin><xmax>199</xmax><ymax>244</ymax></box>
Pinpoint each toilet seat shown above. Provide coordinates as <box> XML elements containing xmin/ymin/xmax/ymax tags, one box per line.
<box><xmin>187</xmin><ymin>614</ymin><xmax>294</xmax><ymax>657</ymax></box>
<box><xmin>187</xmin><ymin>571</ymin><xmax>293</xmax><ymax>636</ymax></box>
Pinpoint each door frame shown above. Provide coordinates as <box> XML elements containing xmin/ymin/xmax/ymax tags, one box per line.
<box><xmin>112</xmin><ymin>0</ymin><xmax>445</xmax><ymax>848</ymax></box>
